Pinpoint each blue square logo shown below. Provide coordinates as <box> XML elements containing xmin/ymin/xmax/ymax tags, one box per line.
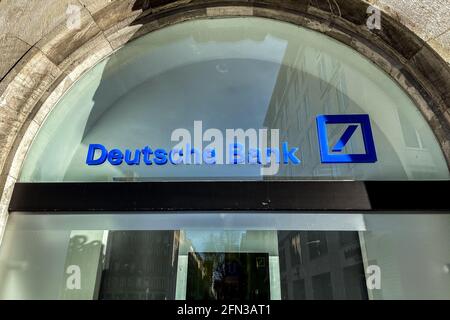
<box><xmin>316</xmin><ymin>114</ymin><xmax>377</xmax><ymax>163</ymax></box>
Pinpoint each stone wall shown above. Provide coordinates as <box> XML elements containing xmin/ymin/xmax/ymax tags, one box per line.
<box><xmin>0</xmin><ymin>0</ymin><xmax>449</xmax><ymax>243</ymax></box>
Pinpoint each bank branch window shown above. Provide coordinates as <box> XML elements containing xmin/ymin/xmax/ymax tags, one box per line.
<box><xmin>1</xmin><ymin>213</ymin><xmax>450</xmax><ymax>300</ymax></box>
<box><xmin>18</xmin><ymin>18</ymin><xmax>449</xmax><ymax>182</ymax></box>
<box><xmin>1</xmin><ymin>17</ymin><xmax>450</xmax><ymax>301</ymax></box>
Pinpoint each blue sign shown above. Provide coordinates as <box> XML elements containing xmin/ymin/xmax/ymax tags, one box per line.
<box><xmin>316</xmin><ymin>114</ymin><xmax>377</xmax><ymax>163</ymax></box>
<box><xmin>86</xmin><ymin>143</ymin><xmax>301</xmax><ymax>166</ymax></box>
<box><xmin>85</xmin><ymin>115</ymin><xmax>377</xmax><ymax>168</ymax></box>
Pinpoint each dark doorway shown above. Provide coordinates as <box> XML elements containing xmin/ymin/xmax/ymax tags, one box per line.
<box><xmin>186</xmin><ymin>252</ymin><xmax>270</xmax><ymax>300</ymax></box>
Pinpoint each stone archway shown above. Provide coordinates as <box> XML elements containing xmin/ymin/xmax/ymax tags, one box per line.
<box><xmin>0</xmin><ymin>0</ymin><xmax>449</xmax><ymax>241</ymax></box>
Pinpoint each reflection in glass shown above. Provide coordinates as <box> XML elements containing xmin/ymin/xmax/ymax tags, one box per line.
<box><xmin>2</xmin><ymin>213</ymin><xmax>449</xmax><ymax>300</ymax></box>
<box><xmin>99</xmin><ymin>231</ymin><xmax>179</xmax><ymax>300</ymax></box>
<box><xmin>186</xmin><ymin>252</ymin><xmax>270</xmax><ymax>300</ymax></box>
<box><xmin>19</xmin><ymin>18</ymin><xmax>450</xmax><ymax>182</ymax></box>
<box><xmin>278</xmin><ymin>231</ymin><xmax>367</xmax><ymax>300</ymax></box>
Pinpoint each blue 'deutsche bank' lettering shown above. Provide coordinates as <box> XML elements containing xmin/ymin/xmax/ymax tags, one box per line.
<box><xmin>86</xmin><ymin>143</ymin><xmax>301</xmax><ymax>166</ymax></box>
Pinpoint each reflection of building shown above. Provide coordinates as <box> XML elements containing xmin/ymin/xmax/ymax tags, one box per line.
<box><xmin>277</xmin><ymin>231</ymin><xmax>367</xmax><ymax>300</ymax></box>
<box><xmin>185</xmin><ymin>251</ymin><xmax>211</xmax><ymax>300</ymax></box>
<box><xmin>263</xmin><ymin>37</ymin><xmax>447</xmax><ymax>180</ymax></box>
<box><xmin>187</xmin><ymin>252</ymin><xmax>270</xmax><ymax>301</ymax></box>
<box><xmin>99</xmin><ymin>231</ymin><xmax>179</xmax><ymax>300</ymax></box>
<box><xmin>263</xmin><ymin>41</ymin><xmax>358</xmax><ymax>179</ymax></box>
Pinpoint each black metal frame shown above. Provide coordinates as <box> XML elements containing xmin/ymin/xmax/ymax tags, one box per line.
<box><xmin>8</xmin><ymin>181</ymin><xmax>450</xmax><ymax>213</ymax></box>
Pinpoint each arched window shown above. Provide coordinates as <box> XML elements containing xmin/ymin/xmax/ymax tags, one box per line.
<box><xmin>19</xmin><ymin>18</ymin><xmax>449</xmax><ymax>182</ymax></box>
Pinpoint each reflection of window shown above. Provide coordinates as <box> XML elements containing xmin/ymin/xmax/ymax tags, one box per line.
<box><xmin>281</xmin><ymin>279</ymin><xmax>288</xmax><ymax>300</ymax></box>
<box><xmin>293</xmin><ymin>279</ymin><xmax>306</xmax><ymax>300</ymax></box>
<box><xmin>398</xmin><ymin>109</ymin><xmax>423</xmax><ymax>149</ymax></box>
<box><xmin>312</xmin><ymin>272</ymin><xmax>333</xmax><ymax>300</ymax></box>
<box><xmin>279</xmin><ymin>248</ymin><xmax>286</xmax><ymax>273</ymax></box>
<box><xmin>289</xmin><ymin>233</ymin><xmax>302</xmax><ymax>266</ymax></box>
<box><xmin>344</xmin><ymin>265</ymin><xmax>368</xmax><ymax>300</ymax></box>
<box><xmin>339</xmin><ymin>232</ymin><xmax>359</xmax><ymax>247</ymax></box>
<box><xmin>99</xmin><ymin>231</ymin><xmax>179</xmax><ymax>300</ymax></box>
<box><xmin>307</xmin><ymin>232</ymin><xmax>328</xmax><ymax>260</ymax></box>
<box><xmin>187</xmin><ymin>252</ymin><xmax>270</xmax><ymax>301</ymax></box>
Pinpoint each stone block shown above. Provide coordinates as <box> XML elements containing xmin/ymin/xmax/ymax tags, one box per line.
<box><xmin>371</xmin><ymin>12</ymin><xmax>424</xmax><ymax>60</ymax></box>
<box><xmin>91</xmin><ymin>0</ymin><xmax>142</xmax><ymax>38</ymax></box>
<box><xmin>6</xmin><ymin>119</ymin><xmax>40</xmax><ymax>181</ymax></box>
<box><xmin>79</xmin><ymin>0</ymin><xmax>116</xmax><ymax>15</ymax></box>
<box><xmin>0</xmin><ymin>175</ymin><xmax>16</xmax><ymax>208</ymax></box>
<box><xmin>0</xmin><ymin>203</ymin><xmax>8</xmax><ymax>245</ymax></box>
<box><xmin>35</xmin><ymin>6</ymin><xmax>104</xmax><ymax>67</ymax></box>
<box><xmin>0</xmin><ymin>109</ymin><xmax>23</xmax><ymax>173</ymax></box>
<box><xmin>428</xmin><ymin>30</ymin><xmax>450</xmax><ymax>64</ymax></box>
<box><xmin>0</xmin><ymin>35</ymin><xmax>31</xmax><ymax>80</ymax></box>
<box><xmin>0</xmin><ymin>0</ymin><xmax>80</xmax><ymax>46</ymax></box>
<box><xmin>375</xmin><ymin>0</ymin><xmax>450</xmax><ymax>42</ymax></box>
<box><xmin>0</xmin><ymin>48</ymin><xmax>61</xmax><ymax>122</ymax></box>
<box><xmin>408</xmin><ymin>45</ymin><xmax>450</xmax><ymax>109</ymax></box>
<box><xmin>309</xmin><ymin>0</ymin><xmax>369</xmax><ymax>26</ymax></box>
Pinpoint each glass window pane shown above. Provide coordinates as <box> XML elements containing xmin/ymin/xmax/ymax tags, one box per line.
<box><xmin>19</xmin><ymin>18</ymin><xmax>449</xmax><ymax>182</ymax></box>
<box><xmin>1</xmin><ymin>213</ymin><xmax>449</xmax><ymax>300</ymax></box>
<box><xmin>99</xmin><ymin>231</ymin><xmax>179</xmax><ymax>300</ymax></box>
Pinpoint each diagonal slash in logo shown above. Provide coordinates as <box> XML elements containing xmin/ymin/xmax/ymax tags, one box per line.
<box><xmin>332</xmin><ymin>125</ymin><xmax>358</xmax><ymax>152</ymax></box>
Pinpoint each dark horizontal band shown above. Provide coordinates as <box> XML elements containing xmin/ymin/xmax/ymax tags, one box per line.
<box><xmin>8</xmin><ymin>181</ymin><xmax>450</xmax><ymax>213</ymax></box>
